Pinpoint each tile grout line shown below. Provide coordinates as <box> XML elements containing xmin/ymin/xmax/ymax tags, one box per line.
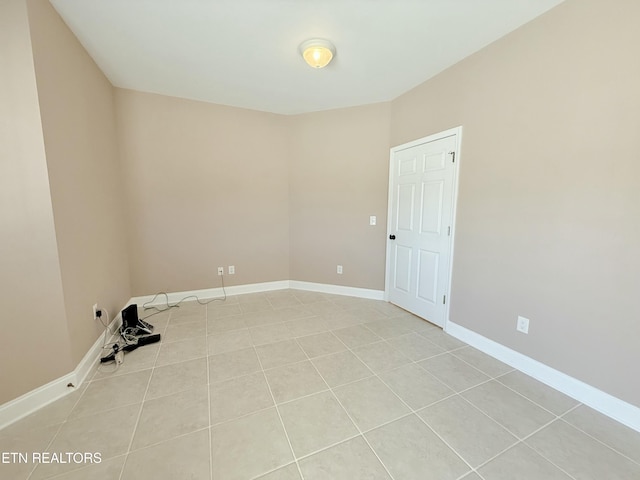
<box><xmin>471</xmin><ymin>369</ymin><xmax>640</xmax><ymax>472</ymax></box>
<box><xmin>246</xmin><ymin>294</ymin><xmax>481</xmax><ymax>477</ymax></box>
<box><xmin>201</xmin><ymin>296</ymin><xmax>507</xmax><ymax>478</ymax></box>
<box><xmin>289</xmin><ymin>305</ymin><xmax>549</xmax><ymax>479</ymax></box>
<box><xmin>290</xmin><ymin>331</ymin><xmax>398</xmax><ymax>480</ymax></box>
<box><xmin>205</xmin><ymin>303</ymin><xmax>214</xmax><ymax>480</ymax></box>
<box><xmin>336</xmin><ymin>338</ymin><xmax>478</xmax><ymax>477</ymax></box>
<box><xmin>116</xmin><ymin>306</ymin><xmax>169</xmax><ymax>480</ymax></box>
<box><xmin>24</xmin><ymin>422</ymin><xmax>66</xmax><ymax>480</ymax></box>
<box><xmin>554</xmin><ymin>403</ymin><xmax>640</xmax><ymax>466</ymax></box>
<box><xmin>555</xmin><ymin>415</ymin><xmax>640</xmax><ymax>468</ymax></box>
<box><xmin>249</xmin><ymin>294</ymin><xmax>306</xmax><ymax>480</ymax></box>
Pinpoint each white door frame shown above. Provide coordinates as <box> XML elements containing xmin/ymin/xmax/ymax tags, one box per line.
<box><xmin>384</xmin><ymin>126</ymin><xmax>463</xmax><ymax>329</ymax></box>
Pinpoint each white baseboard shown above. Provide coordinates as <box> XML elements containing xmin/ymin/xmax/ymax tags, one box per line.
<box><xmin>131</xmin><ymin>280</ymin><xmax>385</xmax><ymax>307</ymax></box>
<box><xmin>445</xmin><ymin>321</ymin><xmax>640</xmax><ymax>433</ymax></box>
<box><xmin>129</xmin><ymin>280</ymin><xmax>291</xmax><ymax>307</ymax></box>
<box><xmin>0</xmin><ymin>311</ymin><xmax>122</xmax><ymax>431</ymax></box>
<box><xmin>74</xmin><ymin>311</ymin><xmax>122</xmax><ymax>387</ymax></box>
<box><xmin>0</xmin><ymin>372</ymin><xmax>76</xmax><ymax>431</ymax></box>
<box><xmin>289</xmin><ymin>280</ymin><xmax>385</xmax><ymax>300</ymax></box>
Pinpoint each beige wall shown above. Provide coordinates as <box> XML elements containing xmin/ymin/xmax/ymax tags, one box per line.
<box><xmin>115</xmin><ymin>93</ymin><xmax>391</xmax><ymax>295</ymax></box>
<box><xmin>115</xmin><ymin>90</ymin><xmax>290</xmax><ymax>295</ymax></box>
<box><xmin>391</xmin><ymin>0</ymin><xmax>640</xmax><ymax>407</ymax></box>
<box><xmin>3</xmin><ymin>0</ymin><xmax>638</xmax><ymax>415</ymax></box>
<box><xmin>289</xmin><ymin>103</ymin><xmax>391</xmax><ymax>289</ymax></box>
<box><xmin>27</xmin><ymin>0</ymin><xmax>131</xmax><ymax>364</ymax></box>
<box><xmin>0</xmin><ymin>0</ymin><xmax>72</xmax><ymax>404</ymax></box>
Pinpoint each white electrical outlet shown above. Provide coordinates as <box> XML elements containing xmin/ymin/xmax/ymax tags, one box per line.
<box><xmin>92</xmin><ymin>303</ymin><xmax>98</xmax><ymax>320</ymax></box>
<box><xmin>517</xmin><ymin>315</ymin><xmax>530</xmax><ymax>334</ymax></box>
<box><xmin>217</xmin><ymin>267</ymin><xmax>224</xmax><ymax>276</ymax></box>
<box><xmin>228</xmin><ymin>265</ymin><xmax>235</xmax><ymax>274</ymax></box>
<box><xmin>337</xmin><ymin>265</ymin><xmax>343</xmax><ymax>274</ymax></box>
<box><xmin>369</xmin><ymin>216</ymin><xmax>377</xmax><ymax>226</ymax></box>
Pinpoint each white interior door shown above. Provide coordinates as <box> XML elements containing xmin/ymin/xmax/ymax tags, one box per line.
<box><xmin>386</xmin><ymin>130</ymin><xmax>459</xmax><ymax>327</ymax></box>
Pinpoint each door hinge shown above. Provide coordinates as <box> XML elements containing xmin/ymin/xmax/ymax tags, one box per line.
<box><xmin>447</xmin><ymin>226</ymin><xmax>451</xmax><ymax>236</ymax></box>
<box><xmin>443</xmin><ymin>295</ymin><xmax>446</xmax><ymax>305</ymax></box>
<box><xmin>449</xmin><ymin>151</ymin><xmax>455</xmax><ymax>163</ymax></box>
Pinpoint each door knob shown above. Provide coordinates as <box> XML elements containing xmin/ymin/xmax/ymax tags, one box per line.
<box><xmin>389</xmin><ymin>235</ymin><xmax>396</xmax><ymax>240</ymax></box>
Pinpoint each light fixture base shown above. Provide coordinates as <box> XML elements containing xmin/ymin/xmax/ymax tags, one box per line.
<box><xmin>299</xmin><ymin>38</ymin><xmax>336</xmax><ymax>69</ymax></box>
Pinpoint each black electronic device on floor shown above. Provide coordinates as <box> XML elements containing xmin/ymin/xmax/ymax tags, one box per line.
<box><xmin>100</xmin><ymin>304</ymin><xmax>161</xmax><ymax>364</ymax></box>
<box><xmin>100</xmin><ymin>333</ymin><xmax>161</xmax><ymax>363</ymax></box>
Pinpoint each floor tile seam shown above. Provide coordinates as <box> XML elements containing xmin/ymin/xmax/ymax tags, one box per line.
<box><xmin>510</xmin><ymin>417</ymin><xmax>582</xmax><ymax>479</ymax></box>
<box><xmin>123</xmin><ymin>425</ymin><xmax>211</xmax><ymax>458</ymax></box>
<box><xmin>207</xmin><ymin>310</ymin><xmax>243</xmax><ymax>320</ymax></box>
<box><xmin>356</xmin><ymin>357</ymin><xmax>478</xmax><ymax>475</ymax></box>
<box><xmin>23</xmin><ymin>421</ymin><xmax>67</xmax><ymax>480</ymax></box>
<box><xmin>294</xmin><ymin>332</ymin><xmax>350</xmax><ymax>360</ymax></box>
<box><xmin>210</xmin><ymin>402</ymin><xmax>280</xmax><ymax>428</ymax></box>
<box><xmin>155</xmin><ymin>352</ymin><xmax>208</xmax><ymax>369</ymax></box>
<box><xmin>247</xmin><ymin>461</ymin><xmax>299</xmax><ymax>480</ymax></box>
<box><xmin>88</xmin><ymin>361</ymin><xmax>155</xmax><ymax>383</ymax></box>
<box><xmin>459</xmin><ymin>387</ymin><xmax>560</xmax><ymax>443</ymax></box>
<box><xmin>314</xmin><ymin>320</ymin><xmax>460</xmax><ymax>405</ymax></box>
<box><xmin>232</xmin><ymin>323</ymin><xmax>461</xmax><ymax>403</ymax></box>
<box><xmin>251</xmin><ymin>342</ymin><xmax>305</xmax><ymax>480</ymax></box>
<box><xmin>144</xmin><ymin>376</ymin><xmax>210</xmax><ymax>404</ymax></box>
<box><xmin>438</xmin><ymin>373</ymin><xmax>495</xmax><ymax>397</ymax></box>
<box><xmin>120</xmin><ymin>331</ymin><xmax>163</xmax><ymax>470</ymax></box>
<box><xmin>293</xmin><ymin>430</ymin><xmax>401</xmax><ymax>480</ymax></box>
<box><xmin>558</xmin><ymin>402</ymin><xmax>582</xmax><ymax>417</ymax></box>
<box><xmin>460</xmin><ymin>470</ymin><xmax>488</xmax><ymax>480</ymax></box>
<box><xmin>555</xmin><ymin>416</ymin><xmax>640</xmax><ymax>467</ymax></box>
<box><xmin>144</xmin><ymin>374</ymin><xmax>209</xmax><ymax>402</ymax></box>
<box><xmin>448</xmin><ymin>348</ymin><xmax>517</xmax><ymax>379</ymax></box>
<box><xmin>450</xmin><ymin>391</ymin><xmax>524</xmax><ymax>444</ymax></box>
<box><xmin>465</xmin><ymin>440</ymin><xmax>527</xmax><ymax>478</ymax></box>
<box><xmin>291</xmin><ymin>430</ymin><xmax>362</xmax><ymax>461</ymax></box>
<box><xmin>206</xmin><ymin>304</ymin><xmax>215</xmax><ymax>480</ymax></box>
<box><xmin>379</xmin><ymin>338</ymin><xmax>453</xmax><ymax>366</ymax></box>
<box><xmin>161</xmin><ymin>330</ymin><xmax>210</xmax><ymax>345</ymax></box>
<box><xmin>65</xmin><ymin>398</ymin><xmax>146</xmax><ymax>425</ymax></box>
<box><xmin>413</xmin><ymin>410</ymin><xmax>483</xmax><ymax>476</ymax></box>
<box><xmin>169</xmin><ymin>311</ymin><xmax>209</xmax><ymax>323</ymax></box>
<box><xmin>258</xmin><ymin>354</ymin><xmax>324</xmax><ymax>375</ymax></box>
<box><xmin>37</xmin><ymin>454</ymin><xmax>128</xmax><ymax>480</ymax></box>
<box><xmin>291</xmin><ymin>336</ymin><xmax>398</xmax><ymax>480</ymax></box>
<box><xmin>208</xmin><ymin>324</ymin><xmax>249</xmax><ymax>336</ymax></box>
<box><xmin>339</xmin><ymin>330</ymin><xmax>459</xmax><ymax>396</ymax></box>
<box><xmin>57</xmin><ymin>375</ymin><xmax>93</xmax><ymax>424</ymax></box>
<box><xmin>327</xmin><ymin>387</ymin><xmax>403</xmax><ymax>480</ymax></box>
<box><xmin>416</xmin><ymin>395</ymin><xmax>525</xmax><ymax>474</ymax></box>
<box><xmin>489</xmin><ymin>374</ymin><xmax>572</xmax><ymax>419</ymax></box>
<box><xmin>437</xmin><ymin>347</ymin><xmax>504</xmax><ymax>380</ymax></box>
<box><xmin>206</xmin><ymin>312</ymin><xmax>246</xmax><ymax>325</ymax></box>
<box><xmin>384</xmin><ymin>329</ymin><xmax>446</xmax><ymax>350</ymax></box>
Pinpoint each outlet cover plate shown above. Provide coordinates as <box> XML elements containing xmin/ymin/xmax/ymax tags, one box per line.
<box><xmin>517</xmin><ymin>315</ymin><xmax>530</xmax><ymax>334</ymax></box>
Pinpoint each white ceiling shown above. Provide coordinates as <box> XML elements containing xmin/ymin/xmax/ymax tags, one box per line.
<box><xmin>50</xmin><ymin>0</ymin><xmax>564</xmax><ymax>115</ymax></box>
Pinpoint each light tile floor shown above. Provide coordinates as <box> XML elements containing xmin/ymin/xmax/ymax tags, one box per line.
<box><xmin>2</xmin><ymin>289</ymin><xmax>640</xmax><ymax>480</ymax></box>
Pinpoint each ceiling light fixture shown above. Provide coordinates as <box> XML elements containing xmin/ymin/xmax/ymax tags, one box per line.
<box><xmin>299</xmin><ymin>38</ymin><xmax>335</xmax><ymax>69</ymax></box>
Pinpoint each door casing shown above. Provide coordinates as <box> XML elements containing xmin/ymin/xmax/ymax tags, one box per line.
<box><xmin>384</xmin><ymin>126</ymin><xmax>463</xmax><ymax>329</ymax></box>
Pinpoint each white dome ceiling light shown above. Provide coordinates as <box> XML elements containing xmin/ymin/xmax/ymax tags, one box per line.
<box><xmin>299</xmin><ymin>38</ymin><xmax>336</xmax><ymax>69</ymax></box>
